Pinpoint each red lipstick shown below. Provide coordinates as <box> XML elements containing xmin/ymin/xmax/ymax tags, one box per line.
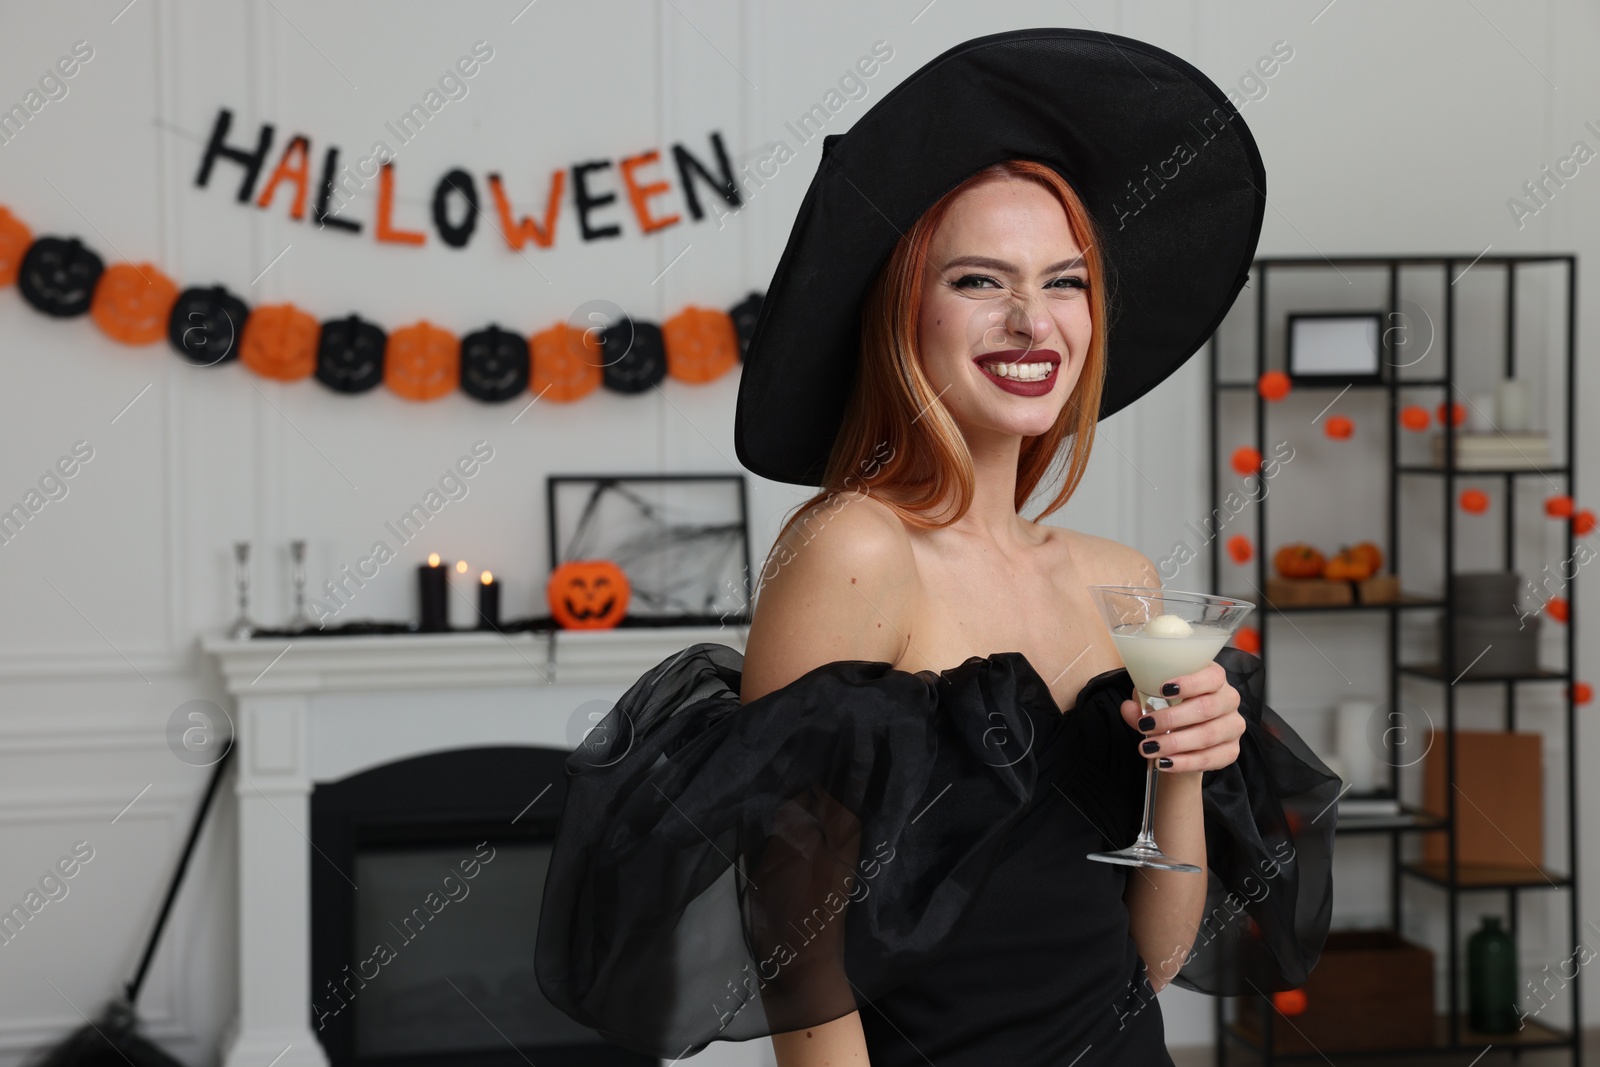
<box><xmin>973</xmin><ymin>349</ymin><xmax>1062</xmax><ymax>397</ymax></box>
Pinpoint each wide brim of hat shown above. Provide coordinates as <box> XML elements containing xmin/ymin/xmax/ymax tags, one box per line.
<box><xmin>734</xmin><ymin>27</ymin><xmax>1266</xmax><ymax>487</ymax></box>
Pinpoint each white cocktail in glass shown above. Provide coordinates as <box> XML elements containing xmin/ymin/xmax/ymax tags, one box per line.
<box><xmin>1085</xmin><ymin>585</ymin><xmax>1256</xmax><ymax>872</ymax></box>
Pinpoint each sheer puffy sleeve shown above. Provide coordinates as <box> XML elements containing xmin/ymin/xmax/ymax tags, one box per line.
<box><xmin>1078</xmin><ymin>645</ymin><xmax>1341</xmax><ymax>997</ymax></box>
<box><xmin>534</xmin><ymin>641</ymin><xmax>1061</xmax><ymax>1059</ymax></box>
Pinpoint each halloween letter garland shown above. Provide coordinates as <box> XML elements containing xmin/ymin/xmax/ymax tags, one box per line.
<box><xmin>0</xmin><ymin>202</ymin><xmax>762</xmax><ymax>406</ymax></box>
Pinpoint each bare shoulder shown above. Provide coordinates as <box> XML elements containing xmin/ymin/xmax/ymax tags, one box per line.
<box><xmin>1044</xmin><ymin>523</ymin><xmax>1162</xmax><ymax>590</ymax></box>
<box><xmin>740</xmin><ymin>492</ymin><xmax>919</xmax><ymax>704</ymax></box>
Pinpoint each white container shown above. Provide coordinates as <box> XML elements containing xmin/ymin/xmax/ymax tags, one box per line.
<box><xmin>1335</xmin><ymin>698</ymin><xmax>1379</xmax><ymax>792</ymax></box>
<box><xmin>1496</xmin><ymin>378</ymin><xmax>1530</xmax><ymax>433</ymax></box>
<box><xmin>1468</xmin><ymin>393</ymin><xmax>1496</xmax><ymax>433</ymax></box>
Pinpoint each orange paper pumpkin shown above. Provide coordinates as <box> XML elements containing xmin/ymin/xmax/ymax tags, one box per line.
<box><xmin>1572</xmin><ymin>681</ymin><xmax>1593</xmax><ymax>705</ymax></box>
<box><xmin>1437</xmin><ymin>400</ymin><xmax>1466</xmax><ymax>427</ymax></box>
<box><xmin>1546</xmin><ymin>597</ymin><xmax>1569</xmax><ymax>623</ymax></box>
<box><xmin>530</xmin><ymin>322</ymin><xmax>603</xmax><ymax>401</ymax></box>
<box><xmin>1399</xmin><ymin>405</ymin><xmax>1430</xmax><ymax>432</ymax></box>
<box><xmin>239</xmin><ymin>303</ymin><xmax>319</xmax><ymax>380</ymax></box>
<box><xmin>0</xmin><ymin>205</ymin><xmax>32</xmax><ymax>287</ymax></box>
<box><xmin>1459</xmin><ymin>488</ymin><xmax>1490</xmax><ymax>514</ymax></box>
<box><xmin>1272</xmin><ymin>989</ymin><xmax>1308</xmax><ymax>1016</ymax></box>
<box><xmin>1226</xmin><ymin>535</ymin><xmax>1253</xmax><ymax>564</ymax></box>
<box><xmin>90</xmin><ymin>262</ymin><xmax>179</xmax><ymax>345</ymax></box>
<box><xmin>662</xmin><ymin>306</ymin><xmax>740</xmax><ymax>384</ymax></box>
<box><xmin>547</xmin><ymin>559</ymin><xmax>630</xmax><ymax>629</ymax></box>
<box><xmin>1545</xmin><ymin>495</ymin><xmax>1575</xmax><ymax>519</ymax></box>
<box><xmin>1323</xmin><ymin>414</ymin><xmax>1354</xmax><ymax>440</ymax></box>
<box><xmin>1575</xmin><ymin>509</ymin><xmax>1597</xmax><ymax>537</ymax></box>
<box><xmin>1230</xmin><ymin>446</ymin><xmax>1262</xmax><ymax>476</ymax></box>
<box><xmin>1233</xmin><ymin>625</ymin><xmax>1261</xmax><ymax>655</ymax></box>
<box><xmin>385</xmin><ymin>320</ymin><xmax>460</xmax><ymax>401</ymax></box>
<box><xmin>1274</xmin><ymin>543</ymin><xmax>1325</xmax><ymax>579</ymax></box>
<box><xmin>1257</xmin><ymin>370</ymin><xmax>1291</xmax><ymax>402</ymax></box>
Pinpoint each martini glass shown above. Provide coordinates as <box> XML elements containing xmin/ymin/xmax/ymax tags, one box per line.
<box><xmin>1085</xmin><ymin>585</ymin><xmax>1256</xmax><ymax>872</ymax></box>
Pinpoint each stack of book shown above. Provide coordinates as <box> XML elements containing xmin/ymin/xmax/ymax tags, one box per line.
<box><xmin>1429</xmin><ymin>431</ymin><xmax>1551</xmax><ymax>469</ymax></box>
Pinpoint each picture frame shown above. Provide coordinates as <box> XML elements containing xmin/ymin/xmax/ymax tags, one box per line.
<box><xmin>1286</xmin><ymin>311</ymin><xmax>1385</xmax><ymax>384</ymax></box>
<box><xmin>545</xmin><ymin>472</ymin><xmax>754</xmax><ymax>626</ymax></box>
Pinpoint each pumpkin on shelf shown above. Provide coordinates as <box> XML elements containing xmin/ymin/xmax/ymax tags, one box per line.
<box><xmin>547</xmin><ymin>559</ymin><xmax>631</xmax><ymax>630</ymax></box>
<box><xmin>1349</xmin><ymin>540</ymin><xmax>1383</xmax><ymax>575</ymax></box>
<box><xmin>90</xmin><ymin>262</ymin><xmax>180</xmax><ymax>345</ymax></box>
<box><xmin>1323</xmin><ymin>546</ymin><xmax>1377</xmax><ymax>582</ymax></box>
<box><xmin>1273</xmin><ymin>542</ymin><xmax>1326</xmax><ymax>579</ymax></box>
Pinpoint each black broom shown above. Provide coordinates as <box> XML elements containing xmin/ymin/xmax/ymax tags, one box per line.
<box><xmin>24</xmin><ymin>742</ymin><xmax>237</xmax><ymax>1067</ymax></box>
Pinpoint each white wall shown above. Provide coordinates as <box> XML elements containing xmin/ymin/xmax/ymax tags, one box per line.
<box><xmin>0</xmin><ymin>1</ymin><xmax>1596</xmax><ymax>1063</ymax></box>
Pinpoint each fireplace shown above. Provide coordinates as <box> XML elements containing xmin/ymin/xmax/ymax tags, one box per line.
<box><xmin>202</xmin><ymin>626</ymin><xmax>747</xmax><ymax>1067</ymax></box>
<box><xmin>310</xmin><ymin>746</ymin><xmax>650</xmax><ymax>1067</ymax></box>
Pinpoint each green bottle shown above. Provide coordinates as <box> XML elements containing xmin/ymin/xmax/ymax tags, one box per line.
<box><xmin>1468</xmin><ymin>915</ymin><xmax>1519</xmax><ymax>1033</ymax></box>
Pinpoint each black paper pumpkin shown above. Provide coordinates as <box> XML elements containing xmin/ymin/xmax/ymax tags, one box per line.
<box><xmin>459</xmin><ymin>324</ymin><xmax>529</xmax><ymax>402</ymax></box>
<box><xmin>168</xmin><ymin>285</ymin><xmax>249</xmax><ymax>365</ymax></box>
<box><xmin>18</xmin><ymin>237</ymin><xmax>104</xmax><ymax>317</ymax></box>
<box><xmin>599</xmin><ymin>318</ymin><xmax>666</xmax><ymax>394</ymax></box>
<box><xmin>728</xmin><ymin>290</ymin><xmax>763</xmax><ymax>361</ymax></box>
<box><xmin>315</xmin><ymin>314</ymin><xmax>386</xmax><ymax>394</ymax></box>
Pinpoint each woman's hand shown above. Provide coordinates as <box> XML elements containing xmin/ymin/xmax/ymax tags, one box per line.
<box><xmin>1118</xmin><ymin>660</ymin><xmax>1244</xmax><ymax>773</ymax></box>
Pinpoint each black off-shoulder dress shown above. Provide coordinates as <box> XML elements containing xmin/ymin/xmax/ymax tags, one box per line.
<box><xmin>535</xmin><ymin>642</ymin><xmax>1339</xmax><ymax>1065</ymax></box>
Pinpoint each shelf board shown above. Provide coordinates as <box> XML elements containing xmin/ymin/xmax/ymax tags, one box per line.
<box><xmin>1225</xmin><ymin>1012</ymin><xmax>1572</xmax><ymax>1057</ymax></box>
<box><xmin>1403</xmin><ymin>861</ymin><xmax>1571</xmax><ymax>889</ymax></box>
<box><xmin>1213</xmin><ymin>377</ymin><xmax>1450</xmax><ymax>390</ymax></box>
<box><xmin>1397</xmin><ymin>463</ymin><xmax>1569</xmax><ymax>476</ymax></box>
<box><xmin>1254</xmin><ymin>593</ymin><xmax>1444</xmax><ymax>614</ymax></box>
<box><xmin>1398</xmin><ymin>663</ymin><xmax>1568</xmax><ymax>683</ymax></box>
<box><xmin>1333</xmin><ymin>803</ymin><xmax>1447</xmax><ymax>835</ymax></box>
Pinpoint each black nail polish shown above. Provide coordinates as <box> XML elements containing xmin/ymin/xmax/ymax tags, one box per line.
<box><xmin>1162</xmin><ymin>682</ymin><xmax>1180</xmax><ymax>697</ymax></box>
<box><xmin>1157</xmin><ymin>757</ymin><xmax>1173</xmax><ymax>769</ymax></box>
<box><xmin>1138</xmin><ymin>715</ymin><xmax>1156</xmax><ymax>732</ymax></box>
<box><xmin>1141</xmin><ymin>739</ymin><xmax>1160</xmax><ymax>755</ymax></box>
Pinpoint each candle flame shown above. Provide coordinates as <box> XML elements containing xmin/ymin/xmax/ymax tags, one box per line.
<box><xmin>481</xmin><ymin>570</ymin><xmax>493</xmax><ymax>584</ymax></box>
<box><xmin>455</xmin><ymin>559</ymin><xmax>468</xmax><ymax>574</ymax></box>
<box><xmin>427</xmin><ymin>552</ymin><xmax>440</xmax><ymax>567</ymax></box>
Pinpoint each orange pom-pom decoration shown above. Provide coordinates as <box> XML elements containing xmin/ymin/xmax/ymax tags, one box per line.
<box><xmin>0</xmin><ymin>205</ymin><xmax>33</xmax><ymax>287</ymax></box>
<box><xmin>1230</xmin><ymin>446</ymin><xmax>1262</xmax><ymax>476</ymax></box>
<box><xmin>530</xmin><ymin>322</ymin><xmax>603</xmax><ymax>402</ymax></box>
<box><xmin>547</xmin><ymin>559</ymin><xmax>630</xmax><ymax>629</ymax></box>
<box><xmin>1571</xmin><ymin>681</ymin><xmax>1593</xmax><ymax>705</ymax></box>
<box><xmin>1324</xmin><ymin>414</ymin><xmax>1354</xmax><ymax>440</ymax></box>
<box><xmin>662</xmin><ymin>305</ymin><xmax>740</xmax><ymax>383</ymax></box>
<box><xmin>1257</xmin><ymin>370</ymin><xmax>1291</xmax><ymax>402</ymax></box>
<box><xmin>1233</xmin><ymin>625</ymin><xmax>1261</xmax><ymax>655</ymax></box>
<box><xmin>1459</xmin><ymin>488</ymin><xmax>1490</xmax><ymax>514</ymax></box>
<box><xmin>1437</xmin><ymin>400</ymin><xmax>1466</xmax><ymax>427</ymax></box>
<box><xmin>384</xmin><ymin>320</ymin><xmax>459</xmax><ymax>401</ymax></box>
<box><xmin>1273</xmin><ymin>989</ymin><xmax>1309</xmax><ymax>1016</ymax></box>
<box><xmin>1399</xmin><ymin>405</ymin><xmax>1430</xmax><ymax>432</ymax></box>
<box><xmin>90</xmin><ymin>262</ymin><xmax>179</xmax><ymax>345</ymax></box>
<box><xmin>1575</xmin><ymin>509</ymin><xmax>1597</xmax><ymax>537</ymax></box>
<box><xmin>1545</xmin><ymin>597</ymin><xmax>1569</xmax><ymax>623</ymax></box>
<box><xmin>1545</xmin><ymin>495</ymin><xmax>1575</xmax><ymax>519</ymax></box>
<box><xmin>1227</xmin><ymin>535</ymin><xmax>1253</xmax><ymax>564</ymax></box>
<box><xmin>239</xmin><ymin>303</ymin><xmax>319</xmax><ymax>381</ymax></box>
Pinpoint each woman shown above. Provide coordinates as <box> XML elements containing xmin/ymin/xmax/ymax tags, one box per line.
<box><xmin>537</xmin><ymin>28</ymin><xmax>1338</xmax><ymax>1066</ymax></box>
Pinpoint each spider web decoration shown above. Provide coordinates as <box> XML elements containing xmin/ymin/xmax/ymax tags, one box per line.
<box><xmin>550</xmin><ymin>476</ymin><xmax>751</xmax><ymax>622</ymax></box>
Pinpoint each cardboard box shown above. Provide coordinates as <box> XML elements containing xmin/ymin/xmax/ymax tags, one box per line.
<box><xmin>1236</xmin><ymin>929</ymin><xmax>1434</xmax><ymax>1052</ymax></box>
<box><xmin>1422</xmin><ymin>730</ymin><xmax>1542</xmax><ymax>868</ymax></box>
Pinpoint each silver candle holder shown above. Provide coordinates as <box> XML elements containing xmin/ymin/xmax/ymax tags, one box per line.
<box><xmin>289</xmin><ymin>539</ymin><xmax>315</xmax><ymax>632</ymax></box>
<box><xmin>227</xmin><ymin>541</ymin><xmax>255</xmax><ymax>640</ymax></box>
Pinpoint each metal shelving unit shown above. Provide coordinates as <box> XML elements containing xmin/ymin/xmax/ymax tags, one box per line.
<box><xmin>1205</xmin><ymin>254</ymin><xmax>1581</xmax><ymax>1064</ymax></box>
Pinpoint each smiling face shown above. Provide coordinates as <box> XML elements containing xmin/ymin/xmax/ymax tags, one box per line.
<box><xmin>916</xmin><ymin>175</ymin><xmax>1092</xmax><ymax>440</ymax></box>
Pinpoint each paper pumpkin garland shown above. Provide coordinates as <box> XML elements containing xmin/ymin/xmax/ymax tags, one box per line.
<box><xmin>19</xmin><ymin>237</ymin><xmax>104</xmax><ymax>317</ymax></box>
<box><xmin>240</xmin><ymin>303</ymin><xmax>319</xmax><ymax>380</ymax></box>
<box><xmin>91</xmin><ymin>262</ymin><xmax>180</xmax><ymax>345</ymax></box>
<box><xmin>385</xmin><ymin>320</ymin><xmax>459</xmax><ymax>401</ymax></box>
<box><xmin>315</xmin><ymin>314</ymin><xmax>386</xmax><ymax>393</ymax></box>
<box><xmin>0</xmin><ymin>201</ymin><xmax>759</xmax><ymax>407</ymax></box>
<box><xmin>459</xmin><ymin>324</ymin><xmax>529</xmax><ymax>402</ymax></box>
<box><xmin>0</xmin><ymin>207</ymin><xmax>32</xmax><ymax>287</ymax></box>
<box><xmin>598</xmin><ymin>318</ymin><xmax>667</xmax><ymax>394</ymax></box>
<box><xmin>169</xmin><ymin>285</ymin><xmax>249</xmax><ymax>365</ymax></box>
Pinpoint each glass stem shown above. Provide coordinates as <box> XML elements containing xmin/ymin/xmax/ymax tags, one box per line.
<box><xmin>1132</xmin><ymin>689</ymin><xmax>1167</xmax><ymax>849</ymax></box>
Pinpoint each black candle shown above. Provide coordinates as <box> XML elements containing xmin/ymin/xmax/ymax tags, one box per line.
<box><xmin>418</xmin><ymin>553</ymin><xmax>448</xmax><ymax>631</ymax></box>
<box><xmin>477</xmin><ymin>570</ymin><xmax>501</xmax><ymax>631</ymax></box>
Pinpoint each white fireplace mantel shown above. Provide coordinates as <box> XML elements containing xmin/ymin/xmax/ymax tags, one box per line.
<box><xmin>200</xmin><ymin>625</ymin><xmax>747</xmax><ymax>1067</ymax></box>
